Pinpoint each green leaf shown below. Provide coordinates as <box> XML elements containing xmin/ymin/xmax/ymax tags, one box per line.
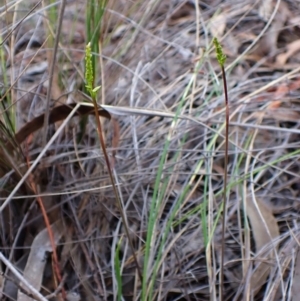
<box><xmin>92</xmin><ymin>86</ymin><xmax>101</xmax><ymax>93</ymax></box>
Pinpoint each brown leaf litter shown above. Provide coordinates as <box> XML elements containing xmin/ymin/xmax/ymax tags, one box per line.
<box><xmin>1</xmin><ymin>0</ymin><xmax>300</xmax><ymax>300</ymax></box>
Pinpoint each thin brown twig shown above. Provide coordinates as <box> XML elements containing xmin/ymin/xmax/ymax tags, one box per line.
<box><xmin>24</xmin><ymin>138</ymin><xmax>66</xmax><ymax>300</ymax></box>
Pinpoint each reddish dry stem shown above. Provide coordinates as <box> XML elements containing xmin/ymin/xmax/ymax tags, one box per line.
<box><xmin>25</xmin><ymin>138</ymin><xmax>66</xmax><ymax>300</ymax></box>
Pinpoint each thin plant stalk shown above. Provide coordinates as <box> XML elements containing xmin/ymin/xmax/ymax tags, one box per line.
<box><xmin>84</xmin><ymin>43</ymin><xmax>143</xmax><ymax>283</ymax></box>
<box><xmin>114</xmin><ymin>236</ymin><xmax>123</xmax><ymax>301</ymax></box>
<box><xmin>213</xmin><ymin>37</ymin><xmax>229</xmax><ymax>301</ymax></box>
<box><xmin>42</xmin><ymin>0</ymin><xmax>66</xmax><ymax>147</ymax></box>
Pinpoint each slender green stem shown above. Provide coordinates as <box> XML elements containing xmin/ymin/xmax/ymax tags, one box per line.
<box><xmin>115</xmin><ymin>236</ymin><xmax>123</xmax><ymax>301</ymax></box>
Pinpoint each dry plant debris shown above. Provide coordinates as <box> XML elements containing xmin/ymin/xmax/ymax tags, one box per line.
<box><xmin>17</xmin><ymin>221</ymin><xmax>63</xmax><ymax>301</ymax></box>
<box><xmin>1</xmin><ymin>0</ymin><xmax>300</xmax><ymax>300</ymax></box>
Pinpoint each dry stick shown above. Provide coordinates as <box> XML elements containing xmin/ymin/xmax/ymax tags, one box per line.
<box><xmin>2</xmin><ymin>273</ymin><xmax>41</xmax><ymax>300</ymax></box>
<box><xmin>0</xmin><ymin>252</ymin><xmax>48</xmax><ymax>301</ymax></box>
<box><xmin>24</xmin><ymin>133</ymin><xmax>65</xmax><ymax>300</ymax></box>
<box><xmin>27</xmin><ymin>175</ymin><xmax>66</xmax><ymax>300</ymax></box>
<box><xmin>42</xmin><ymin>0</ymin><xmax>66</xmax><ymax>147</ymax></box>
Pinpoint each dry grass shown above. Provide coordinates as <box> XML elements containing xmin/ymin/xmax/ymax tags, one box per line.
<box><xmin>1</xmin><ymin>0</ymin><xmax>300</xmax><ymax>300</ymax></box>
